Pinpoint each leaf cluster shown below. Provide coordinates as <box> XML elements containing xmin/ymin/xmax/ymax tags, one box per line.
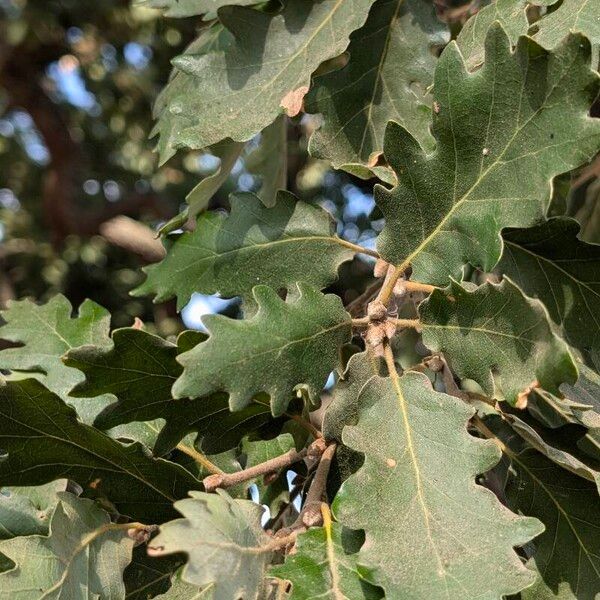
<box><xmin>1</xmin><ymin>0</ymin><xmax>600</xmax><ymax>598</ymax></box>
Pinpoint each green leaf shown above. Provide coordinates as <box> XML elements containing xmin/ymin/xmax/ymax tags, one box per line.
<box><xmin>334</xmin><ymin>360</ymin><xmax>544</xmax><ymax>598</ymax></box>
<box><xmin>154</xmin><ymin>0</ymin><xmax>376</xmax><ymax>152</ymax></box>
<box><xmin>244</xmin><ymin>116</ymin><xmax>288</xmax><ymax>207</ymax></box>
<box><xmin>159</xmin><ymin>140</ymin><xmax>245</xmax><ymax>236</ymax></box>
<box><xmin>0</xmin><ymin>295</ymin><xmax>157</xmax><ymax>444</ymax></box>
<box><xmin>0</xmin><ymin>481</ymin><xmax>66</xmax><ymax>540</ymax></box>
<box><xmin>0</xmin><ymin>295</ymin><xmax>111</xmax><ymax>398</ymax></box>
<box><xmin>136</xmin><ymin>0</ymin><xmax>258</xmax><ymax>18</ymax></box>
<box><xmin>151</xmin><ymin>27</ymin><xmax>231</xmax><ymax>164</ymax></box>
<box><xmin>496</xmin><ymin>421</ymin><xmax>600</xmax><ymax>600</ymax></box>
<box><xmin>65</xmin><ymin>328</ymin><xmax>288</xmax><ymax>456</ymax></box>
<box><xmin>500</xmin><ymin>217</ymin><xmax>600</xmax><ymax>368</ymax></box>
<box><xmin>376</xmin><ymin>25</ymin><xmax>600</xmax><ymax>285</ymax></box>
<box><xmin>134</xmin><ymin>192</ymin><xmax>355</xmax><ymax>311</ymax></box>
<box><xmin>0</xmin><ymin>379</ymin><xmax>201</xmax><ymax>522</ymax></box>
<box><xmin>505</xmin><ymin>413</ymin><xmax>600</xmax><ymax>491</ymax></box>
<box><xmin>456</xmin><ymin>0</ymin><xmax>529</xmax><ymax>69</ymax></box>
<box><xmin>0</xmin><ymin>493</ymin><xmax>134</xmax><ymax>600</ymax></box>
<box><xmin>420</xmin><ymin>278</ymin><xmax>577</xmax><ymax>404</ymax></box>
<box><xmin>271</xmin><ymin>520</ymin><xmax>382</xmax><ymax>599</ymax></box>
<box><xmin>305</xmin><ymin>0</ymin><xmax>448</xmax><ymax>180</ymax></box>
<box><xmin>173</xmin><ymin>283</ymin><xmax>352</xmax><ymax>416</ymax></box>
<box><xmin>322</xmin><ymin>351</ymin><xmax>379</xmax><ymax>443</ymax></box>
<box><xmin>535</xmin><ymin>0</ymin><xmax>600</xmax><ymax>52</ymax></box>
<box><xmin>148</xmin><ymin>490</ymin><xmax>273</xmax><ymax>600</ymax></box>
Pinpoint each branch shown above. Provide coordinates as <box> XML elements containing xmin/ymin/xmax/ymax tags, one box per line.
<box><xmin>297</xmin><ymin>442</ymin><xmax>337</xmax><ymax>528</ymax></box>
<box><xmin>203</xmin><ymin>439</ymin><xmax>326</xmax><ymax>492</ymax></box>
<box><xmin>99</xmin><ymin>216</ymin><xmax>166</xmax><ymax>263</ymax></box>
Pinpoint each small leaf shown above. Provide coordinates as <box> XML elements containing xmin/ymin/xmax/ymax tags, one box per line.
<box><xmin>173</xmin><ymin>283</ymin><xmax>352</xmax><ymax>416</ymax></box>
<box><xmin>272</xmin><ymin>519</ymin><xmax>382</xmax><ymax>599</ymax></box>
<box><xmin>0</xmin><ymin>295</ymin><xmax>111</xmax><ymax>398</ymax></box>
<box><xmin>66</xmin><ymin>328</ymin><xmax>289</xmax><ymax>456</ymax></box>
<box><xmin>306</xmin><ymin>0</ymin><xmax>448</xmax><ymax>180</ymax></box>
<box><xmin>335</xmin><ymin>359</ymin><xmax>544</xmax><ymax>598</ymax></box>
<box><xmin>0</xmin><ymin>379</ymin><xmax>201</xmax><ymax>522</ymax></box>
<box><xmin>134</xmin><ymin>192</ymin><xmax>355</xmax><ymax>311</ymax></box>
<box><xmin>159</xmin><ymin>139</ymin><xmax>245</xmax><ymax>236</ymax></box>
<box><xmin>148</xmin><ymin>490</ymin><xmax>273</xmax><ymax>600</ymax></box>
<box><xmin>0</xmin><ymin>481</ymin><xmax>67</xmax><ymax>540</ymax></box>
<box><xmin>494</xmin><ymin>419</ymin><xmax>600</xmax><ymax>600</ymax></box>
<box><xmin>376</xmin><ymin>26</ymin><xmax>600</xmax><ymax>284</ymax></box>
<box><xmin>500</xmin><ymin>217</ymin><xmax>600</xmax><ymax>368</ymax></box>
<box><xmin>0</xmin><ymin>493</ymin><xmax>134</xmax><ymax>599</ymax></box>
<box><xmin>419</xmin><ymin>278</ymin><xmax>578</xmax><ymax>404</ymax></box>
<box><xmin>153</xmin><ymin>0</ymin><xmax>376</xmax><ymax>152</ymax></box>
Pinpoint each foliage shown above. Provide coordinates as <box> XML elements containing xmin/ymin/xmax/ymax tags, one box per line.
<box><xmin>1</xmin><ymin>0</ymin><xmax>600</xmax><ymax>599</ymax></box>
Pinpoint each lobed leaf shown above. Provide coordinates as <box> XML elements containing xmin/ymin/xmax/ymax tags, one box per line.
<box><xmin>419</xmin><ymin>278</ymin><xmax>578</xmax><ymax>404</ymax></box>
<box><xmin>134</xmin><ymin>192</ymin><xmax>355</xmax><ymax>311</ymax></box>
<box><xmin>66</xmin><ymin>327</ymin><xmax>289</xmax><ymax>456</ymax></box>
<box><xmin>173</xmin><ymin>283</ymin><xmax>352</xmax><ymax>416</ymax></box>
<box><xmin>0</xmin><ymin>379</ymin><xmax>201</xmax><ymax>522</ymax></box>
<box><xmin>305</xmin><ymin>0</ymin><xmax>448</xmax><ymax>180</ymax></box>
<box><xmin>495</xmin><ymin>420</ymin><xmax>600</xmax><ymax>600</ymax></box>
<box><xmin>0</xmin><ymin>493</ymin><xmax>134</xmax><ymax>599</ymax></box>
<box><xmin>376</xmin><ymin>25</ymin><xmax>600</xmax><ymax>285</ymax></box>
<box><xmin>334</xmin><ymin>361</ymin><xmax>543</xmax><ymax>598</ymax></box>
<box><xmin>153</xmin><ymin>0</ymin><xmax>376</xmax><ymax>153</ymax></box>
<box><xmin>148</xmin><ymin>490</ymin><xmax>272</xmax><ymax>600</ymax></box>
<box><xmin>500</xmin><ymin>217</ymin><xmax>600</xmax><ymax>368</ymax></box>
<box><xmin>0</xmin><ymin>295</ymin><xmax>111</xmax><ymax>398</ymax></box>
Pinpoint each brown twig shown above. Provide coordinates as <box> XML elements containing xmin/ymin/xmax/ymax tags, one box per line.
<box><xmin>203</xmin><ymin>439</ymin><xmax>326</xmax><ymax>492</ymax></box>
<box><xmin>297</xmin><ymin>442</ymin><xmax>337</xmax><ymax>528</ymax></box>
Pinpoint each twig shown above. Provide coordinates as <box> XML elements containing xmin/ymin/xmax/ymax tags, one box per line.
<box><xmin>403</xmin><ymin>281</ymin><xmax>439</xmax><ymax>295</ymax></box>
<box><xmin>203</xmin><ymin>440</ymin><xmax>326</xmax><ymax>492</ymax></box>
<box><xmin>298</xmin><ymin>443</ymin><xmax>337</xmax><ymax>528</ymax></box>
<box><xmin>176</xmin><ymin>442</ymin><xmax>223</xmax><ymax>475</ymax></box>
<box><xmin>389</xmin><ymin>318</ymin><xmax>420</xmax><ymax>329</ymax></box>
<box><xmin>376</xmin><ymin>263</ymin><xmax>410</xmax><ymax>306</ymax></box>
<box><xmin>345</xmin><ymin>279</ymin><xmax>382</xmax><ymax>317</ymax></box>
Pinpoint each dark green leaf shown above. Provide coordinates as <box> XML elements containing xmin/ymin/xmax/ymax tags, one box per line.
<box><xmin>500</xmin><ymin>217</ymin><xmax>600</xmax><ymax>368</ymax></box>
<box><xmin>65</xmin><ymin>328</ymin><xmax>286</xmax><ymax>456</ymax></box>
<box><xmin>154</xmin><ymin>0</ymin><xmax>376</xmax><ymax>152</ymax></box>
<box><xmin>376</xmin><ymin>26</ymin><xmax>600</xmax><ymax>284</ymax></box>
<box><xmin>173</xmin><ymin>283</ymin><xmax>352</xmax><ymax>416</ymax></box>
<box><xmin>134</xmin><ymin>192</ymin><xmax>355</xmax><ymax>311</ymax></box>
<box><xmin>419</xmin><ymin>278</ymin><xmax>578</xmax><ymax>404</ymax></box>
<box><xmin>305</xmin><ymin>0</ymin><xmax>448</xmax><ymax>180</ymax></box>
<box><xmin>0</xmin><ymin>379</ymin><xmax>201</xmax><ymax>522</ymax></box>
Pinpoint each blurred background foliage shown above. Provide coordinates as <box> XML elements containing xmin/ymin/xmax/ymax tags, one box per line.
<box><xmin>0</xmin><ymin>0</ymin><xmax>598</xmax><ymax>336</ymax></box>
